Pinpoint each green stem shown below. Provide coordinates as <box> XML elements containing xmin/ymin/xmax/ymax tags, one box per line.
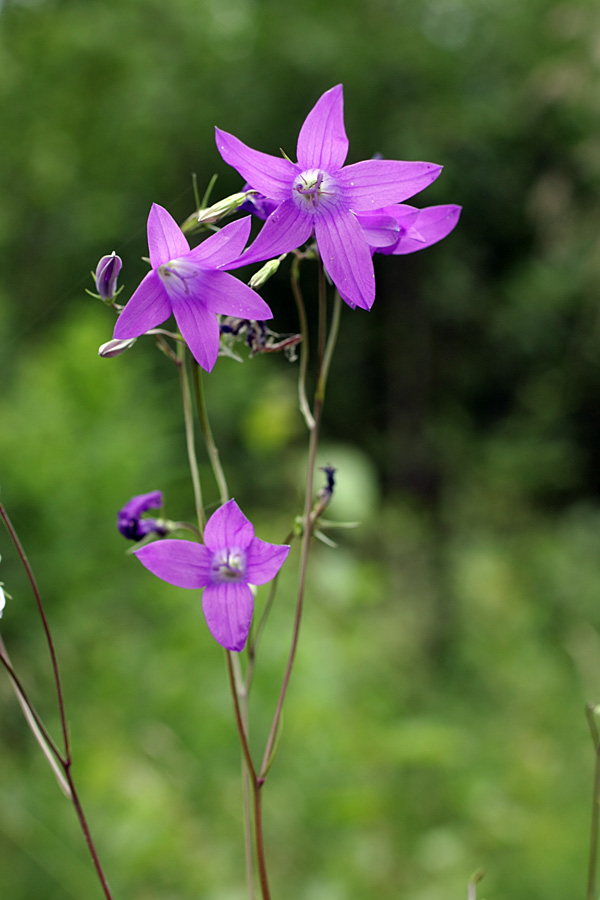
<box><xmin>259</xmin><ymin>261</ymin><xmax>337</xmax><ymax>779</ymax></box>
<box><xmin>177</xmin><ymin>345</ymin><xmax>205</xmax><ymax>536</ymax></box>
<box><xmin>587</xmin><ymin>703</ymin><xmax>600</xmax><ymax>900</ymax></box>
<box><xmin>192</xmin><ymin>360</ymin><xmax>230</xmax><ymax>504</ymax></box>
<box><xmin>290</xmin><ymin>254</ymin><xmax>315</xmax><ymax>430</ymax></box>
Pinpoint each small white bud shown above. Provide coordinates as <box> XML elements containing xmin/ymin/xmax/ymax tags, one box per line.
<box><xmin>98</xmin><ymin>337</ymin><xmax>137</xmax><ymax>358</ymax></box>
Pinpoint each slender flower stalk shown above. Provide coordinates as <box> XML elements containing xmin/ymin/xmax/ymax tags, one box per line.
<box><xmin>177</xmin><ymin>343</ymin><xmax>206</xmax><ymax>536</ymax></box>
<box><xmin>0</xmin><ymin>505</ymin><xmax>115</xmax><ymax>900</ymax></box>
<box><xmin>260</xmin><ymin>261</ymin><xmax>336</xmax><ymax>779</ymax></box>
<box><xmin>587</xmin><ymin>703</ymin><xmax>600</xmax><ymax>900</ymax></box>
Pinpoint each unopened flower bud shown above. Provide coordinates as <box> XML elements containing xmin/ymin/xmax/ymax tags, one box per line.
<box><xmin>98</xmin><ymin>337</ymin><xmax>137</xmax><ymax>358</ymax></box>
<box><xmin>0</xmin><ymin>584</ymin><xmax>5</xmax><ymax>618</ymax></box>
<box><xmin>249</xmin><ymin>254</ymin><xmax>287</xmax><ymax>289</ymax></box>
<box><xmin>94</xmin><ymin>251</ymin><xmax>122</xmax><ymax>302</ymax></box>
<box><xmin>197</xmin><ymin>191</ymin><xmax>256</xmax><ymax>225</ymax></box>
<box><xmin>117</xmin><ymin>491</ymin><xmax>168</xmax><ymax>541</ymax></box>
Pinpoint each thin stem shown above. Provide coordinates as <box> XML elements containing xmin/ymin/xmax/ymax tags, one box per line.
<box><xmin>0</xmin><ymin>637</ymin><xmax>70</xmax><ymax>793</ymax></box>
<box><xmin>177</xmin><ymin>344</ymin><xmax>205</xmax><ymax>536</ymax></box>
<box><xmin>64</xmin><ymin>769</ymin><xmax>115</xmax><ymax>900</ymax></box>
<box><xmin>252</xmin><ymin>783</ymin><xmax>271</xmax><ymax>900</ymax></box>
<box><xmin>587</xmin><ymin>703</ymin><xmax>600</xmax><ymax>900</ymax></box>
<box><xmin>191</xmin><ymin>361</ymin><xmax>230</xmax><ymax>504</ymax></box>
<box><xmin>259</xmin><ymin>267</ymin><xmax>332</xmax><ymax>779</ymax></box>
<box><xmin>225</xmin><ymin>652</ymin><xmax>257</xmax><ymax>783</ymax></box>
<box><xmin>0</xmin><ymin>506</ymin><xmax>115</xmax><ymax>899</ymax></box>
<box><xmin>0</xmin><ymin>504</ymin><xmax>70</xmax><ymax>760</ymax></box>
<box><xmin>319</xmin><ymin>291</ymin><xmax>342</xmax><ymax>400</ymax></box>
<box><xmin>290</xmin><ymin>254</ymin><xmax>315</xmax><ymax>431</ymax></box>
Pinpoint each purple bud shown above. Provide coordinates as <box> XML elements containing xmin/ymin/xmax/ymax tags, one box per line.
<box><xmin>239</xmin><ymin>183</ymin><xmax>279</xmax><ymax>221</ymax></box>
<box><xmin>117</xmin><ymin>491</ymin><xmax>167</xmax><ymax>541</ymax></box>
<box><xmin>95</xmin><ymin>251</ymin><xmax>122</xmax><ymax>302</ymax></box>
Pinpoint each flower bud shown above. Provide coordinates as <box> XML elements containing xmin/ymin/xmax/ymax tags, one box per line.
<box><xmin>249</xmin><ymin>254</ymin><xmax>287</xmax><ymax>289</ymax></box>
<box><xmin>197</xmin><ymin>191</ymin><xmax>256</xmax><ymax>225</ymax></box>
<box><xmin>98</xmin><ymin>337</ymin><xmax>137</xmax><ymax>358</ymax></box>
<box><xmin>0</xmin><ymin>584</ymin><xmax>5</xmax><ymax>618</ymax></box>
<box><xmin>117</xmin><ymin>491</ymin><xmax>168</xmax><ymax>541</ymax></box>
<box><xmin>95</xmin><ymin>251</ymin><xmax>122</xmax><ymax>302</ymax></box>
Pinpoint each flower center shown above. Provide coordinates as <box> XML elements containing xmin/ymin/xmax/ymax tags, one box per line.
<box><xmin>292</xmin><ymin>169</ymin><xmax>339</xmax><ymax>215</ymax></box>
<box><xmin>157</xmin><ymin>259</ymin><xmax>198</xmax><ymax>298</ymax></box>
<box><xmin>211</xmin><ymin>548</ymin><xmax>247</xmax><ymax>584</ymax></box>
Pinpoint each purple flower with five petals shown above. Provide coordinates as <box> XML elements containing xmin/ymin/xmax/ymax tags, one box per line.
<box><xmin>113</xmin><ymin>204</ymin><xmax>273</xmax><ymax>372</ymax></box>
<box><xmin>215</xmin><ymin>84</ymin><xmax>442</xmax><ymax>310</ymax></box>
<box><xmin>358</xmin><ymin>203</ymin><xmax>461</xmax><ymax>256</ymax></box>
<box><xmin>134</xmin><ymin>499</ymin><xmax>290</xmax><ymax>652</ymax></box>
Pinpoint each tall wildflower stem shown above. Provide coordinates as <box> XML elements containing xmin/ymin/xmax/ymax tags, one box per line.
<box><xmin>290</xmin><ymin>254</ymin><xmax>315</xmax><ymax>431</ymax></box>
<box><xmin>0</xmin><ymin>505</ymin><xmax>115</xmax><ymax>900</ymax></box>
<box><xmin>191</xmin><ymin>360</ymin><xmax>230</xmax><ymax>504</ymax></box>
<box><xmin>177</xmin><ymin>344</ymin><xmax>205</xmax><ymax>537</ymax></box>
<box><xmin>260</xmin><ymin>261</ymin><xmax>337</xmax><ymax>779</ymax></box>
<box><xmin>0</xmin><ymin>504</ymin><xmax>70</xmax><ymax>759</ymax></box>
<box><xmin>189</xmin><ymin>363</ymin><xmax>261</xmax><ymax>900</ymax></box>
<box><xmin>586</xmin><ymin>703</ymin><xmax>600</xmax><ymax>900</ymax></box>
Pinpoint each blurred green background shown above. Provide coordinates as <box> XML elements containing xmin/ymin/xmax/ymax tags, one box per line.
<box><xmin>1</xmin><ymin>0</ymin><xmax>600</xmax><ymax>897</ymax></box>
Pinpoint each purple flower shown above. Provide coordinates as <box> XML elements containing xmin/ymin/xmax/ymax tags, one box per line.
<box><xmin>95</xmin><ymin>251</ymin><xmax>122</xmax><ymax>302</ymax></box>
<box><xmin>215</xmin><ymin>84</ymin><xmax>442</xmax><ymax>310</ymax></box>
<box><xmin>358</xmin><ymin>203</ymin><xmax>461</xmax><ymax>255</ymax></box>
<box><xmin>117</xmin><ymin>491</ymin><xmax>167</xmax><ymax>541</ymax></box>
<box><xmin>113</xmin><ymin>204</ymin><xmax>273</xmax><ymax>372</ymax></box>
<box><xmin>134</xmin><ymin>499</ymin><xmax>290</xmax><ymax>652</ymax></box>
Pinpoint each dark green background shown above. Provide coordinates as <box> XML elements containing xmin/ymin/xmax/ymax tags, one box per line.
<box><xmin>1</xmin><ymin>0</ymin><xmax>600</xmax><ymax>898</ymax></box>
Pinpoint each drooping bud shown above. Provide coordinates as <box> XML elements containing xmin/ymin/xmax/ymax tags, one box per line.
<box><xmin>117</xmin><ymin>491</ymin><xmax>168</xmax><ymax>542</ymax></box>
<box><xmin>248</xmin><ymin>254</ymin><xmax>287</xmax><ymax>290</ymax></box>
<box><xmin>94</xmin><ymin>252</ymin><xmax>122</xmax><ymax>302</ymax></box>
<box><xmin>98</xmin><ymin>337</ymin><xmax>137</xmax><ymax>358</ymax></box>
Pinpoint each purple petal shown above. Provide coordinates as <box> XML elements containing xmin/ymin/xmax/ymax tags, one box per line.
<box><xmin>200</xmin><ymin>271</ymin><xmax>273</xmax><ymax>320</ymax></box>
<box><xmin>315</xmin><ymin>210</ymin><xmax>375</xmax><ymax>310</ymax></box>
<box><xmin>147</xmin><ymin>204</ymin><xmax>190</xmax><ymax>268</ymax></box>
<box><xmin>202</xmin><ymin>582</ymin><xmax>254</xmax><ymax>651</ymax></box>
<box><xmin>113</xmin><ymin>271</ymin><xmax>171</xmax><ymax>340</ymax></box>
<box><xmin>134</xmin><ymin>539</ymin><xmax>212</xmax><ymax>588</ymax></box>
<box><xmin>245</xmin><ymin>537</ymin><xmax>290</xmax><ymax>585</ymax></box>
<box><xmin>171</xmin><ymin>297</ymin><xmax>221</xmax><ymax>372</ymax></box>
<box><xmin>188</xmin><ymin>217</ymin><xmax>252</xmax><ymax>269</ymax></box>
<box><xmin>338</xmin><ymin>160</ymin><xmax>443</xmax><ymax>210</ymax></box>
<box><xmin>215</xmin><ymin>128</ymin><xmax>297</xmax><ymax>202</ymax></box>
<box><xmin>355</xmin><ymin>213</ymin><xmax>401</xmax><ymax>249</ymax></box>
<box><xmin>235</xmin><ymin>200</ymin><xmax>314</xmax><ymax>267</ymax></box>
<box><xmin>204</xmin><ymin>499</ymin><xmax>255</xmax><ymax>551</ymax></box>
<box><xmin>390</xmin><ymin>204</ymin><xmax>462</xmax><ymax>255</ymax></box>
<box><xmin>296</xmin><ymin>84</ymin><xmax>348</xmax><ymax>172</ymax></box>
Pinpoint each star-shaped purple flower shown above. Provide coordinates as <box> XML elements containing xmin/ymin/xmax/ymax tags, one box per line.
<box><xmin>113</xmin><ymin>204</ymin><xmax>273</xmax><ymax>372</ymax></box>
<box><xmin>134</xmin><ymin>499</ymin><xmax>290</xmax><ymax>652</ymax></box>
<box><xmin>357</xmin><ymin>203</ymin><xmax>461</xmax><ymax>255</ymax></box>
<box><xmin>215</xmin><ymin>84</ymin><xmax>442</xmax><ymax>310</ymax></box>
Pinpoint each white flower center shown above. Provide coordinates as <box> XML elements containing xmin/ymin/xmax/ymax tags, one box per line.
<box><xmin>157</xmin><ymin>259</ymin><xmax>199</xmax><ymax>299</ymax></box>
<box><xmin>292</xmin><ymin>169</ymin><xmax>339</xmax><ymax>214</ymax></box>
<box><xmin>211</xmin><ymin>548</ymin><xmax>247</xmax><ymax>584</ymax></box>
